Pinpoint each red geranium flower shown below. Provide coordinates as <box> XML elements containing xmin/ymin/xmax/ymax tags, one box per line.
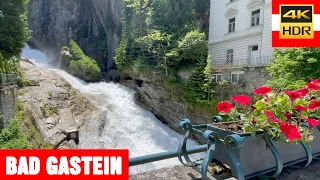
<box><xmin>217</xmin><ymin>102</ymin><xmax>233</xmax><ymax>114</ymax></box>
<box><xmin>294</xmin><ymin>105</ymin><xmax>308</xmax><ymax>113</ymax></box>
<box><xmin>264</xmin><ymin>110</ymin><xmax>285</xmax><ymax>125</ymax></box>
<box><xmin>232</xmin><ymin>95</ymin><xmax>251</xmax><ymax>107</ymax></box>
<box><xmin>296</xmin><ymin>88</ymin><xmax>309</xmax><ymax>97</ymax></box>
<box><xmin>306</xmin><ymin>83</ymin><xmax>320</xmax><ymax>90</ymax></box>
<box><xmin>305</xmin><ymin>118</ymin><xmax>320</xmax><ymax>130</ymax></box>
<box><xmin>285</xmin><ymin>90</ymin><xmax>303</xmax><ymax>102</ymax></box>
<box><xmin>280</xmin><ymin>123</ymin><xmax>302</xmax><ymax>141</ymax></box>
<box><xmin>254</xmin><ymin>86</ymin><xmax>272</xmax><ymax>96</ymax></box>
<box><xmin>309</xmin><ymin>101</ymin><xmax>320</xmax><ymax>110</ymax></box>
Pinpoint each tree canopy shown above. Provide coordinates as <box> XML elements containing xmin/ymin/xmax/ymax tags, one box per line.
<box><xmin>267</xmin><ymin>48</ymin><xmax>320</xmax><ymax>90</ymax></box>
<box><xmin>0</xmin><ymin>0</ymin><xmax>30</xmax><ymax>59</ymax></box>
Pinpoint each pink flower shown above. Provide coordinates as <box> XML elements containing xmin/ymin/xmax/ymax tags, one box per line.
<box><xmin>254</xmin><ymin>86</ymin><xmax>272</xmax><ymax>96</ymax></box>
<box><xmin>285</xmin><ymin>90</ymin><xmax>303</xmax><ymax>102</ymax></box>
<box><xmin>309</xmin><ymin>101</ymin><xmax>320</xmax><ymax>110</ymax></box>
<box><xmin>305</xmin><ymin>118</ymin><xmax>320</xmax><ymax>130</ymax></box>
<box><xmin>310</xmin><ymin>78</ymin><xmax>320</xmax><ymax>85</ymax></box>
<box><xmin>294</xmin><ymin>105</ymin><xmax>308</xmax><ymax>114</ymax></box>
<box><xmin>264</xmin><ymin>110</ymin><xmax>285</xmax><ymax>125</ymax></box>
<box><xmin>232</xmin><ymin>95</ymin><xmax>251</xmax><ymax>107</ymax></box>
<box><xmin>306</xmin><ymin>83</ymin><xmax>320</xmax><ymax>90</ymax></box>
<box><xmin>296</xmin><ymin>88</ymin><xmax>309</xmax><ymax>97</ymax></box>
<box><xmin>217</xmin><ymin>102</ymin><xmax>233</xmax><ymax>114</ymax></box>
<box><xmin>280</xmin><ymin>123</ymin><xmax>302</xmax><ymax>141</ymax></box>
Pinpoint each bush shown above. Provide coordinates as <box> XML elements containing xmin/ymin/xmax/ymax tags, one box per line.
<box><xmin>0</xmin><ymin>112</ymin><xmax>28</xmax><ymax>149</ymax></box>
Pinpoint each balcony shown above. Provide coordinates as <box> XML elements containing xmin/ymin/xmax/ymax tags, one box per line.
<box><xmin>212</xmin><ymin>55</ymin><xmax>274</xmax><ymax>68</ymax></box>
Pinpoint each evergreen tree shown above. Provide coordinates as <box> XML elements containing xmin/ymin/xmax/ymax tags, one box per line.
<box><xmin>0</xmin><ymin>0</ymin><xmax>30</xmax><ymax>58</ymax></box>
<box><xmin>184</xmin><ymin>60</ymin><xmax>207</xmax><ymax>103</ymax></box>
<box><xmin>203</xmin><ymin>55</ymin><xmax>215</xmax><ymax>100</ymax></box>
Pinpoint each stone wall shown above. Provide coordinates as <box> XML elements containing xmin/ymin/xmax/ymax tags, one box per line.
<box><xmin>0</xmin><ymin>85</ymin><xmax>18</xmax><ymax>129</ymax></box>
<box><xmin>212</xmin><ymin>66</ymin><xmax>271</xmax><ymax>100</ymax></box>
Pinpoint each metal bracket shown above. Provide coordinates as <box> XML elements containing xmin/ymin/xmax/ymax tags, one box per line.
<box><xmin>258</xmin><ymin>134</ymin><xmax>283</xmax><ymax>179</ymax></box>
<box><xmin>224</xmin><ymin>134</ymin><xmax>245</xmax><ymax>180</ymax></box>
<box><xmin>178</xmin><ymin>119</ymin><xmax>198</xmax><ymax>167</ymax></box>
<box><xmin>200</xmin><ymin>130</ymin><xmax>220</xmax><ymax>180</ymax></box>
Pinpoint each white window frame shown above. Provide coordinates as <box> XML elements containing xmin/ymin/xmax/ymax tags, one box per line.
<box><xmin>231</xmin><ymin>71</ymin><xmax>245</xmax><ymax>84</ymax></box>
<box><xmin>226</xmin><ymin>49</ymin><xmax>234</xmax><ymax>64</ymax></box>
<box><xmin>212</xmin><ymin>74</ymin><xmax>222</xmax><ymax>83</ymax></box>
<box><xmin>251</xmin><ymin>9</ymin><xmax>260</xmax><ymax>27</ymax></box>
<box><xmin>228</xmin><ymin>18</ymin><xmax>235</xmax><ymax>33</ymax></box>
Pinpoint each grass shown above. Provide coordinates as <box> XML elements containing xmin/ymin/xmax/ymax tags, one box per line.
<box><xmin>18</xmin><ymin>88</ymin><xmax>30</xmax><ymax>96</ymax></box>
<box><xmin>41</xmin><ymin>100</ymin><xmax>59</xmax><ymax>116</ymax></box>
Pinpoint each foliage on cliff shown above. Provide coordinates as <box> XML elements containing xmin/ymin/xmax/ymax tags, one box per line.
<box><xmin>115</xmin><ymin>0</ymin><xmax>209</xmax><ymax>75</ymax></box>
<box><xmin>0</xmin><ymin>0</ymin><xmax>30</xmax><ymax>59</ymax></box>
<box><xmin>267</xmin><ymin>48</ymin><xmax>320</xmax><ymax>90</ymax></box>
<box><xmin>0</xmin><ymin>101</ymin><xmax>52</xmax><ymax>149</ymax></box>
<box><xmin>61</xmin><ymin>40</ymin><xmax>101</xmax><ymax>82</ymax></box>
<box><xmin>115</xmin><ymin>0</ymin><xmax>213</xmax><ymax>106</ymax></box>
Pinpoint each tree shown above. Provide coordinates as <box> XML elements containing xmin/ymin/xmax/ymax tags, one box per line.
<box><xmin>203</xmin><ymin>55</ymin><xmax>215</xmax><ymax>100</ymax></box>
<box><xmin>184</xmin><ymin>60</ymin><xmax>207</xmax><ymax>103</ymax></box>
<box><xmin>267</xmin><ymin>48</ymin><xmax>320</xmax><ymax>90</ymax></box>
<box><xmin>0</xmin><ymin>0</ymin><xmax>30</xmax><ymax>59</ymax></box>
<box><xmin>178</xmin><ymin>30</ymin><xmax>208</xmax><ymax>65</ymax></box>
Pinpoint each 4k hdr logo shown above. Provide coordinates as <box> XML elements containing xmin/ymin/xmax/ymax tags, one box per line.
<box><xmin>272</xmin><ymin>0</ymin><xmax>320</xmax><ymax>47</ymax></box>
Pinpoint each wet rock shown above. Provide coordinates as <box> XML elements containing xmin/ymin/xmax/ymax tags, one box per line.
<box><xmin>19</xmin><ymin>61</ymin><xmax>98</xmax><ymax>147</ymax></box>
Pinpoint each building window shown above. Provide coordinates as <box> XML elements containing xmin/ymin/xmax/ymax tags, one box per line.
<box><xmin>251</xmin><ymin>9</ymin><xmax>260</xmax><ymax>26</ymax></box>
<box><xmin>228</xmin><ymin>18</ymin><xmax>235</xmax><ymax>32</ymax></box>
<box><xmin>231</xmin><ymin>71</ymin><xmax>244</xmax><ymax>84</ymax></box>
<box><xmin>252</xmin><ymin>45</ymin><xmax>258</xmax><ymax>51</ymax></box>
<box><xmin>212</xmin><ymin>74</ymin><xmax>222</xmax><ymax>83</ymax></box>
<box><xmin>226</xmin><ymin>49</ymin><xmax>234</xmax><ymax>64</ymax></box>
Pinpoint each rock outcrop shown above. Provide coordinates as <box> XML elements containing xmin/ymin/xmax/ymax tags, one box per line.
<box><xmin>19</xmin><ymin>61</ymin><xmax>97</xmax><ymax>148</ymax></box>
<box><xmin>26</xmin><ymin>0</ymin><xmax>123</xmax><ymax>70</ymax></box>
<box><xmin>121</xmin><ymin>73</ymin><xmax>211</xmax><ymax>134</ymax></box>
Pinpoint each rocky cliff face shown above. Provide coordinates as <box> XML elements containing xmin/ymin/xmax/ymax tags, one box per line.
<box><xmin>27</xmin><ymin>0</ymin><xmax>123</xmax><ymax>70</ymax></box>
<box><xmin>121</xmin><ymin>73</ymin><xmax>211</xmax><ymax>134</ymax></box>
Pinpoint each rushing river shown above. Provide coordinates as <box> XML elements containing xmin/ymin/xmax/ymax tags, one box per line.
<box><xmin>22</xmin><ymin>45</ymin><xmax>203</xmax><ymax>174</ymax></box>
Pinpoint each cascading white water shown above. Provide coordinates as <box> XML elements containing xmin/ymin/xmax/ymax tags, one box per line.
<box><xmin>22</xmin><ymin>45</ymin><xmax>203</xmax><ymax>174</ymax></box>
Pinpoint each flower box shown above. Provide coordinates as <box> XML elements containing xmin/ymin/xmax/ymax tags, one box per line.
<box><xmin>178</xmin><ymin>79</ymin><xmax>320</xmax><ymax>179</ymax></box>
<box><xmin>206</xmin><ymin>122</ymin><xmax>320</xmax><ymax>178</ymax></box>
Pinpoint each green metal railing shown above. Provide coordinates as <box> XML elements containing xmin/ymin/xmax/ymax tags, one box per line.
<box><xmin>129</xmin><ymin>145</ymin><xmax>207</xmax><ymax>166</ymax></box>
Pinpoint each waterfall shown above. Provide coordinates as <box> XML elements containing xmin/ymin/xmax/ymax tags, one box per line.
<box><xmin>22</xmin><ymin>46</ymin><xmax>203</xmax><ymax>174</ymax></box>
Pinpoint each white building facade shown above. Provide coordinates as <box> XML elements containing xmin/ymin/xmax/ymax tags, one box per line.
<box><xmin>208</xmin><ymin>0</ymin><xmax>273</xmax><ymax>68</ymax></box>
